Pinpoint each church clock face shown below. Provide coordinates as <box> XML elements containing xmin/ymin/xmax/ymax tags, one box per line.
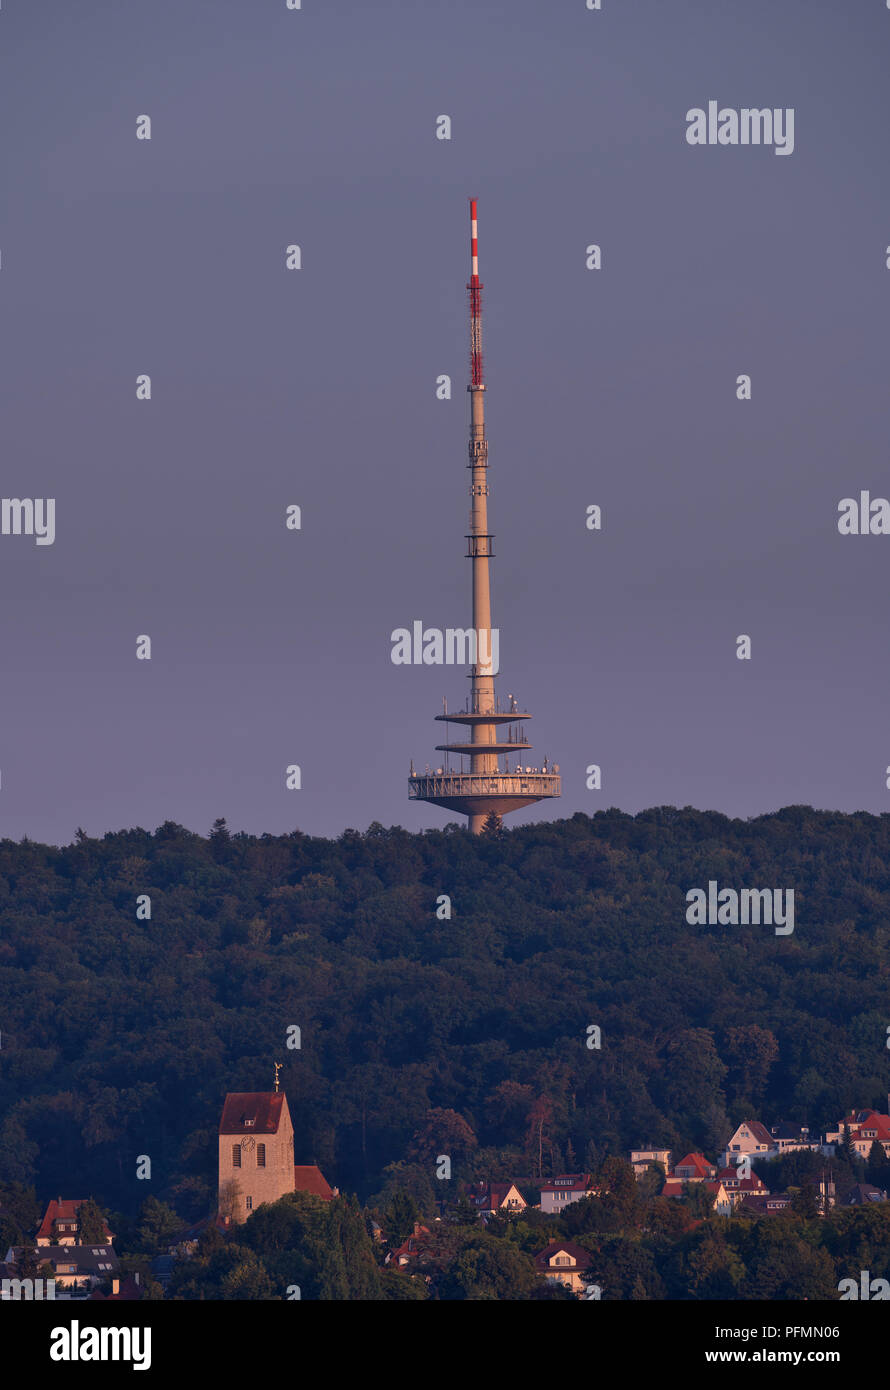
<box><xmin>241</xmin><ymin>1136</ymin><xmax>256</xmax><ymax>1151</ymax></box>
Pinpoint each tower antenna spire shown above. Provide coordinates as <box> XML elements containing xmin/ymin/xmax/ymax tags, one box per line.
<box><xmin>409</xmin><ymin>199</ymin><xmax>560</xmax><ymax>832</ymax></box>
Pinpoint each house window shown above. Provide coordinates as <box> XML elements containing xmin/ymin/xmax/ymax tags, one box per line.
<box><xmin>245</xmin><ymin>1196</ymin><xmax>253</xmax><ymax>1211</ymax></box>
<box><xmin>257</xmin><ymin>1144</ymin><xmax>266</xmax><ymax>1168</ymax></box>
<box><xmin>233</xmin><ymin>1145</ymin><xmax>242</xmax><ymax>1168</ymax></box>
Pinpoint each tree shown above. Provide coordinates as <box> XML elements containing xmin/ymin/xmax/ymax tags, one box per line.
<box><xmin>790</xmin><ymin>1184</ymin><xmax>820</xmax><ymax>1219</ymax></box>
<box><xmin>723</xmin><ymin>1025</ymin><xmax>779</xmax><ymax>1110</ymax></box>
<box><xmin>529</xmin><ymin>1279</ymin><xmax>575</xmax><ymax>1300</ymax></box>
<box><xmin>738</xmin><ymin>1221</ymin><xmax>837</xmax><ymax>1301</ymax></box>
<box><xmin>239</xmin><ymin>1193</ymin><xmax>381</xmax><ymax>1301</ymax></box>
<box><xmin>134</xmin><ymin>1196</ymin><xmax>183</xmax><ymax>1254</ymax></box>
<box><xmin>679</xmin><ymin>1227</ymin><xmax>746</xmax><ymax>1300</ymax></box>
<box><xmin>385</xmin><ymin>1191</ymin><xmax>419</xmax><ymax>1248</ymax></box>
<box><xmin>436</xmin><ymin>1232</ymin><xmax>537</xmax><ymax>1300</ymax></box>
<box><xmin>0</xmin><ymin>1182</ymin><xmax>39</xmax><ymax>1243</ymax></box>
<box><xmin>218</xmin><ymin>1178</ymin><xmax>241</xmax><ymax>1225</ymax></box>
<box><xmin>866</xmin><ymin>1140</ymin><xmax>887</xmax><ymax>1186</ymax></box>
<box><xmin>77</xmin><ymin>1198</ymin><xmax>109</xmax><ymax>1244</ymax></box>
<box><xmin>170</xmin><ymin>1242</ymin><xmax>274</xmax><ymax>1300</ymax></box>
<box><xmin>841</xmin><ymin>1124</ymin><xmax>858</xmax><ymax>1169</ymax></box>
<box><xmin>380</xmin><ymin>1267</ymin><xmax>429</xmax><ymax>1300</ymax></box>
<box><xmin>409</xmin><ymin>1109</ymin><xmax>478</xmax><ymax>1167</ymax></box>
<box><xmin>524</xmin><ymin>1096</ymin><xmax>554</xmax><ymax>1180</ymax></box>
<box><xmin>370</xmin><ymin>1161</ymin><xmax>437</xmax><ymax>1218</ymax></box>
<box><xmin>14</xmin><ymin>1243</ymin><xmax>39</xmax><ymax>1281</ymax></box>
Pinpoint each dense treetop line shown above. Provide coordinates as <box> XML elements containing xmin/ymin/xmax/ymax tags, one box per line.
<box><xmin>8</xmin><ymin>1166</ymin><xmax>890</xmax><ymax>1300</ymax></box>
<box><xmin>0</xmin><ymin>806</ymin><xmax>887</xmax><ymax>1223</ymax></box>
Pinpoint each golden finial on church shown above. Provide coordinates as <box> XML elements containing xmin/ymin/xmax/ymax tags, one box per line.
<box><xmin>273</xmin><ymin>1061</ymin><xmax>283</xmax><ymax>1093</ymax></box>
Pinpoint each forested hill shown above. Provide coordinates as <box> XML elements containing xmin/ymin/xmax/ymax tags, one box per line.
<box><xmin>0</xmin><ymin>806</ymin><xmax>888</xmax><ymax>1220</ymax></box>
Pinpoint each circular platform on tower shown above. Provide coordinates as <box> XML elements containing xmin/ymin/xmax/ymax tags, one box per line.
<box><xmin>408</xmin><ymin>770</ymin><xmax>561</xmax><ymax>816</ymax></box>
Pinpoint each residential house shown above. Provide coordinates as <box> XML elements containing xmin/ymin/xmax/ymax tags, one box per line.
<box><xmin>36</xmin><ymin>1199</ymin><xmax>113</xmax><ymax>1248</ymax></box>
<box><xmin>720</xmin><ymin>1121</ymin><xmax>774</xmax><ymax>1168</ymax></box>
<box><xmin>824</xmin><ymin>1105</ymin><xmax>890</xmax><ymax>1160</ymax></box>
<box><xmin>386</xmin><ymin>1223</ymin><xmax>431</xmax><ymax>1271</ymax></box>
<box><xmin>769</xmin><ymin>1122</ymin><xmax>819</xmax><ymax>1156</ymax></box>
<box><xmin>842</xmin><ymin>1183</ymin><xmax>888</xmax><ymax>1206</ymax></box>
<box><xmin>5</xmin><ymin>1243</ymin><xmax>119</xmax><ymax>1294</ymax></box>
<box><xmin>89</xmin><ymin>1274</ymin><xmax>142</xmax><ymax>1301</ymax></box>
<box><xmin>464</xmin><ymin>1181</ymin><xmax>527</xmax><ymax>1217</ymax></box>
<box><xmin>630</xmin><ymin>1147</ymin><xmax>672</xmax><ymax>1178</ymax></box>
<box><xmin>534</xmin><ymin>1241</ymin><xmax>594</xmax><ymax>1295</ymax></box>
<box><xmin>671</xmin><ymin>1153</ymin><xmax>717</xmax><ymax>1182</ymax></box>
<box><xmin>716</xmin><ymin>1166</ymin><xmax>768</xmax><ymax>1209</ymax></box>
<box><xmin>540</xmin><ymin>1174</ymin><xmax>595</xmax><ymax>1215</ymax></box>
<box><xmin>661</xmin><ymin>1179</ymin><xmax>732</xmax><ymax>1215</ymax></box>
<box><xmin>738</xmin><ymin>1193</ymin><xmax>791</xmax><ymax>1217</ymax></box>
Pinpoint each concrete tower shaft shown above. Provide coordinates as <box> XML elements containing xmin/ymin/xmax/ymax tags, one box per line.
<box><xmin>409</xmin><ymin>199</ymin><xmax>560</xmax><ymax>833</ymax></box>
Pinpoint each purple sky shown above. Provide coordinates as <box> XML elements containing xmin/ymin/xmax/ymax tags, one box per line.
<box><xmin>1</xmin><ymin>0</ymin><xmax>888</xmax><ymax>844</ymax></box>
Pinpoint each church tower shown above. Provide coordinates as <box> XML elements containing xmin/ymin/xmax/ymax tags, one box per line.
<box><xmin>218</xmin><ymin>1090</ymin><xmax>295</xmax><ymax>1224</ymax></box>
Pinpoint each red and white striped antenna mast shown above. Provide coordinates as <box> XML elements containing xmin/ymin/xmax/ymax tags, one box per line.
<box><xmin>468</xmin><ymin>197</ymin><xmax>484</xmax><ymax>387</ymax></box>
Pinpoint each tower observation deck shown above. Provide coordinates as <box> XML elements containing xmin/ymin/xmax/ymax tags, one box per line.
<box><xmin>409</xmin><ymin>200</ymin><xmax>560</xmax><ymax>833</ymax></box>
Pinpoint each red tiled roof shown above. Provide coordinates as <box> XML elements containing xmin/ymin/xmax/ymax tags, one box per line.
<box><xmin>663</xmin><ymin>1178</ymin><xmax>729</xmax><ymax>1203</ymax></box>
<box><xmin>390</xmin><ymin>1225</ymin><xmax>431</xmax><ymax>1262</ymax></box>
<box><xmin>540</xmin><ymin>1173</ymin><xmax>591</xmax><ymax>1193</ymax></box>
<box><xmin>219</xmin><ymin>1093</ymin><xmax>285</xmax><ymax>1135</ymax></box>
<box><xmin>737</xmin><ymin>1121</ymin><xmax>774</xmax><ymax>1146</ymax></box>
<box><xmin>672</xmin><ymin>1154</ymin><xmax>714</xmax><ymax>1177</ymax></box>
<box><xmin>534</xmin><ymin>1240</ymin><xmax>593</xmax><ymax>1271</ymax></box>
<box><xmin>37</xmin><ymin>1199</ymin><xmax>112</xmax><ymax>1243</ymax></box>
<box><xmin>835</xmin><ymin>1111</ymin><xmax>890</xmax><ymax>1141</ymax></box>
<box><xmin>856</xmin><ymin>1113</ymin><xmax>890</xmax><ymax>1141</ymax></box>
<box><xmin>293</xmin><ymin>1165</ymin><xmax>333</xmax><ymax>1200</ymax></box>
<box><xmin>717</xmin><ymin>1167</ymin><xmax>765</xmax><ymax>1190</ymax></box>
<box><xmin>739</xmin><ymin>1193</ymin><xmax>790</xmax><ymax>1216</ymax></box>
<box><xmin>465</xmin><ymin>1181</ymin><xmax>525</xmax><ymax>1211</ymax></box>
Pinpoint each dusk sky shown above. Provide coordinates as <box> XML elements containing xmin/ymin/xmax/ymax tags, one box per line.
<box><xmin>1</xmin><ymin>0</ymin><xmax>888</xmax><ymax>844</ymax></box>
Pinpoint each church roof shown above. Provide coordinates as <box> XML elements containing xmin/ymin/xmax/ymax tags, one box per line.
<box><xmin>294</xmin><ymin>1165</ymin><xmax>334</xmax><ymax>1200</ymax></box>
<box><xmin>219</xmin><ymin>1092</ymin><xmax>286</xmax><ymax>1135</ymax></box>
